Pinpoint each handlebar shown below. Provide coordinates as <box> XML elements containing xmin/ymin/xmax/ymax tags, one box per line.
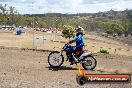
<box><xmin>62</xmin><ymin>42</ymin><xmax>70</xmax><ymax>50</ymax></box>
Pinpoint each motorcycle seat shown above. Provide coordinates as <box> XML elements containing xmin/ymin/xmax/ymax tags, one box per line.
<box><xmin>75</xmin><ymin>50</ymin><xmax>84</xmax><ymax>56</ymax></box>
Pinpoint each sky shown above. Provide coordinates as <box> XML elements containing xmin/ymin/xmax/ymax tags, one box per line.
<box><xmin>0</xmin><ymin>0</ymin><xmax>132</xmax><ymax>14</ymax></box>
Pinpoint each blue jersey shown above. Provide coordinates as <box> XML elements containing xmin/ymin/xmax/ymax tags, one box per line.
<box><xmin>71</xmin><ymin>34</ymin><xmax>84</xmax><ymax>49</ymax></box>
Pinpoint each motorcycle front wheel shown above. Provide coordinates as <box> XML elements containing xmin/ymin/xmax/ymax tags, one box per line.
<box><xmin>48</xmin><ymin>51</ymin><xmax>64</xmax><ymax>68</ymax></box>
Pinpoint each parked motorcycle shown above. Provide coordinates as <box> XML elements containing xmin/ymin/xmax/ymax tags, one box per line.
<box><xmin>48</xmin><ymin>43</ymin><xmax>97</xmax><ymax>70</ymax></box>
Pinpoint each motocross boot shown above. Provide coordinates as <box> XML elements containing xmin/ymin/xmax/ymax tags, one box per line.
<box><xmin>70</xmin><ymin>58</ymin><xmax>74</xmax><ymax>65</ymax></box>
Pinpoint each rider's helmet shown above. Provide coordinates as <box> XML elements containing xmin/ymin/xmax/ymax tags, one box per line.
<box><xmin>75</xmin><ymin>26</ymin><xmax>85</xmax><ymax>35</ymax></box>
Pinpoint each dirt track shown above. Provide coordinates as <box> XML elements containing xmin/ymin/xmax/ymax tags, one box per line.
<box><xmin>0</xmin><ymin>48</ymin><xmax>132</xmax><ymax>88</ymax></box>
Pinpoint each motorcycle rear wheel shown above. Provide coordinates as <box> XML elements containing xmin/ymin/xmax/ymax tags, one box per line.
<box><xmin>82</xmin><ymin>56</ymin><xmax>97</xmax><ymax>70</ymax></box>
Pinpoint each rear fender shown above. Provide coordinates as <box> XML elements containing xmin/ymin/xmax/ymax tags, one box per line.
<box><xmin>80</xmin><ymin>51</ymin><xmax>92</xmax><ymax>59</ymax></box>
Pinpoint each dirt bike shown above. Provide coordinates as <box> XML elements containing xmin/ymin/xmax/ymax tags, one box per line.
<box><xmin>48</xmin><ymin>43</ymin><xmax>97</xmax><ymax>70</ymax></box>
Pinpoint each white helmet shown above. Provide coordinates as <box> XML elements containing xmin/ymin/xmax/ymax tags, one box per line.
<box><xmin>76</xmin><ymin>26</ymin><xmax>84</xmax><ymax>34</ymax></box>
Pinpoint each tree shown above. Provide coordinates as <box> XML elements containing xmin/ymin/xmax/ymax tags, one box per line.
<box><xmin>62</xmin><ymin>25</ymin><xmax>75</xmax><ymax>40</ymax></box>
<box><xmin>0</xmin><ymin>4</ymin><xmax>8</xmax><ymax>26</ymax></box>
<box><xmin>121</xmin><ymin>20</ymin><xmax>128</xmax><ymax>37</ymax></box>
<box><xmin>0</xmin><ymin>4</ymin><xmax>8</xmax><ymax>15</ymax></box>
<box><xmin>111</xmin><ymin>23</ymin><xmax>123</xmax><ymax>36</ymax></box>
<box><xmin>0</xmin><ymin>4</ymin><xmax>19</xmax><ymax>26</ymax></box>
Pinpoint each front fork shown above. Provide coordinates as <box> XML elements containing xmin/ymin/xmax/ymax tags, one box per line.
<box><xmin>57</xmin><ymin>50</ymin><xmax>63</xmax><ymax>58</ymax></box>
<box><xmin>59</xmin><ymin>50</ymin><xmax>69</xmax><ymax>61</ymax></box>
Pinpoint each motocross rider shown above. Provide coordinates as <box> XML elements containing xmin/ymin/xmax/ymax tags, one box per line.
<box><xmin>66</xmin><ymin>26</ymin><xmax>85</xmax><ymax>65</ymax></box>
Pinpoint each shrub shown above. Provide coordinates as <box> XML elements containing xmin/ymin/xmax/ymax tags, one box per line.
<box><xmin>100</xmin><ymin>49</ymin><xmax>109</xmax><ymax>54</ymax></box>
<box><xmin>62</xmin><ymin>25</ymin><xmax>75</xmax><ymax>40</ymax></box>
